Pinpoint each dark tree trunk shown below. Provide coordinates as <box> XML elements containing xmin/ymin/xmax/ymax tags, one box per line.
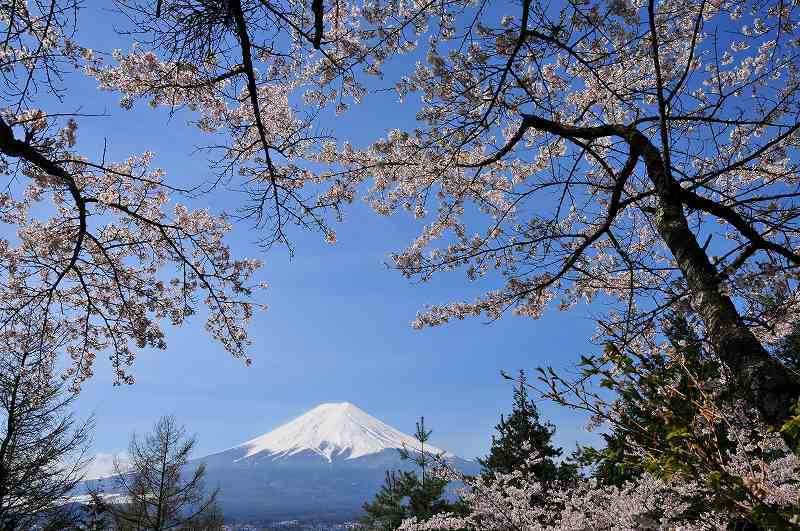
<box><xmin>519</xmin><ymin>114</ymin><xmax>800</xmax><ymax>433</ymax></box>
<box><xmin>631</xmin><ymin>132</ymin><xmax>800</xmax><ymax>431</ymax></box>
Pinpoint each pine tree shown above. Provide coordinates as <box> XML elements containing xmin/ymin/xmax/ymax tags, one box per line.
<box><xmin>400</xmin><ymin>417</ymin><xmax>434</xmax><ymax>487</ymax></box>
<box><xmin>362</xmin><ymin>417</ymin><xmax>459</xmax><ymax>530</ymax></box>
<box><xmin>476</xmin><ymin>370</ymin><xmax>576</xmax><ymax>525</ymax></box>
<box><xmin>79</xmin><ymin>492</ymin><xmax>113</xmax><ymax>531</ymax></box>
<box><xmin>39</xmin><ymin>491</ymin><xmax>113</xmax><ymax>531</ymax></box>
<box><xmin>479</xmin><ymin>370</ymin><xmax>574</xmax><ymax>486</ymax></box>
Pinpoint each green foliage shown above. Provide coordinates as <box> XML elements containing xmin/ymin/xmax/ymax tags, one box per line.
<box><xmin>361</xmin><ymin>470</ymin><xmax>457</xmax><ymax>530</ymax></box>
<box><xmin>574</xmin><ymin>314</ymin><xmax>724</xmax><ymax>485</ymax></box>
<box><xmin>475</xmin><ymin>370</ymin><xmax>577</xmax><ymax>526</ymax></box>
<box><xmin>479</xmin><ymin>370</ymin><xmax>576</xmax><ymax>487</ymax></box>
<box><xmin>773</xmin><ymin>323</ymin><xmax>800</xmax><ymax>452</ymax></box>
<box><xmin>399</xmin><ymin>417</ymin><xmax>435</xmax><ymax>487</ymax></box>
<box><xmin>780</xmin><ymin>400</ymin><xmax>800</xmax><ymax>449</ymax></box>
<box><xmin>362</xmin><ymin>417</ymin><xmax>462</xmax><ymax>530</ymax></box>
<box><xmin>361</xmin><ymin>470</ymin><xmax>408</xmax><ymax>531</ymax></box>
<box><xmin>571</xmin><ymin>313</ymin><xmax>800</xmax><ymax>527</ymax></box>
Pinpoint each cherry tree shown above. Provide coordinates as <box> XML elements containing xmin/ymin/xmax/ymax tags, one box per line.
<box><xmin>61</xmin><ymin>0</ymin><xmax>800</xmax><ymax>523</ymax></box>
<box><xmin>397</xmin><ymin>433</ymin><xmax>798</xmax><ymax>529</ymax></box>
<box><xmin>0</xmin><ymin>0</ymin><xmax>467</xmax><ymax>388</ymax></box>
<box><xmin>87</xmin><ymin>0</ymin><xmax>800</xmax><ymax>430</ymax></box>
<box><xmin>85</xmin><ymin>0</ymin><xmax>461</xmax><ymax>250</ymax></box>
<box><xmin>0</xmin><ymin>1</ymin><xmax>262</xmax><ymax>389</ymax></box>
<box><xmin>330</xmin><ymin>0</ymin><xmax>800</xmax><ymax>431</ymax></box>
<box><xmin>74</xmin><ymin>0</ymin><xmax>470</xmax><ymax>383</ymax></box>
<box><xmin>395</xmin><ymin>367</ymin><xmax>800</xmax><ymax>528</ymax></box>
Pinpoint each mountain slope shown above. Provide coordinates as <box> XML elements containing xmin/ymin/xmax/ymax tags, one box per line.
<box><xmin>86</xmin><ymin>403</ymin><xmax>477</xmax><ymax>525</ymax></box>
<box><xmin>232</xmin><ymin>402</ymin><xmax>446</xmax><ymax>462</ymax></box>
<box><xmin>200</xmin><ymin>402</ymin><xmax>475</xmax><ymax>523</ymax></box>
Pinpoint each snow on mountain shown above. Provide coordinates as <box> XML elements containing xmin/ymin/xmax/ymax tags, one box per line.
<box><xmin>79</xmin><ymin>402</ymin><xmax>476</xmax><ymax>523</ymax></box>
<box><xmin>233</xmin><ymin>402</ymin><xmax>447</xmax><ymax>462</ymax></box>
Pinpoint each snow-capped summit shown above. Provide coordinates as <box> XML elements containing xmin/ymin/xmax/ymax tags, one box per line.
<box><xmin>82</xmin><ymin>402</ymin><xmax>478</xmax><ymax>523</ymax></box>
<box><xmin>234</xmin><ymin>402</ymin><xmax>446</xmax><ymax>462</ymax></box>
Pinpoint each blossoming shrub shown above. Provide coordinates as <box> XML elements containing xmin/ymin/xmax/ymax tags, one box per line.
<box><xmin>403</xmin><ymin>316</ymin><xmax>800</xmax><ymax>529</ymax></box>
<box><xmin>402</xmin><ymin>405</ymin><xmax>799</xmax><ymax>529</ymax></box>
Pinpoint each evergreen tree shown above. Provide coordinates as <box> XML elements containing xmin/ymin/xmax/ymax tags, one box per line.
<box><xmin>362</xmin><ymin>417</ymin><xmax>460</xmax><ymax>530</ymax></box>
<box><xmin>569</xmin><ymin>312</ymin><xmax>800</xmax><ymax>527</ymax></box>
<box><xmin>475</xmin><ymin>370</ymin><xmax>576</xmax><ymax>526</ymax></box>
<box><xmin>400</xmin><ymin>417</ymin><xmax>434</xmax><ymax>488</ymax></box>
<box><xmin>39</xmin><ymin>491</ymin><xmax>113</xmax><ymax>531</ymax></box>
<box><xmin>361</xmin><ymin>470</ymin><xmax>406</xmax><ymax>530</ymax></box>
<box><xmin>575</xmin><ymin>313</ymin><xmax>731</xmax><ymax>488</ymax></box>
<box><xmin>479</xmin><ymin>370</ymin><xmax>575</xmax><ymax>486</ymax></box>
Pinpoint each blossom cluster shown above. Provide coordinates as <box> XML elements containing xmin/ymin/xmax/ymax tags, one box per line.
<box><xmin>401</xmin><ymin>419</ymin><xmax>799</xmax><ymax>530</ymax></box>
<box><xmin>0</xmin><ymin>1</ymin><xmax>264</xmax><ymax>389</ymax></box>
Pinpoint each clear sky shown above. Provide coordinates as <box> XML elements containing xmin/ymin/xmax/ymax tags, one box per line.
<box><xmin>36</xmin><ymin>1</ymin><xmax>602</xmax><ymax>475</ymax></box>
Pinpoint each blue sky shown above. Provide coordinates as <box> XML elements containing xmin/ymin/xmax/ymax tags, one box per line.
<box><xmin>43</xmin><ymin>1</ymin><xmax>604</xmax><ymax>471</ymax></box>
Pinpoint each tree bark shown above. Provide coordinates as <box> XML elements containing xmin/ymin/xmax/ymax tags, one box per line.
<box><xmin>629</xmin><ymin>131</ymin><xmax>800</xmax><ymax>430</ymax></box>
<box><xmin>514</xmin><ymin>114</ymin><xmax>800</xmax><ymax>431</ymax></box>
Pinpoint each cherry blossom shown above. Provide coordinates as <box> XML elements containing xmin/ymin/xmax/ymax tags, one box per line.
<box><xmin>0</xmin><ymin>1</ymin><xmax>263</xmax><ymax>389</ymax></box>
<box><xmin>320</xmin><ymin>0</ymin><xmax>800</xmax><ymax>431</ymax></box>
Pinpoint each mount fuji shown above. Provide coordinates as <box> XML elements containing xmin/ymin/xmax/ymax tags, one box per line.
<box><xmin>151</xmin><ymin>403</ymin><xmax>476</xmax><ymax>524</ymax></box>
<box><xmin>230</xmin><ymin>402</ymin><xmax>448</xmax><ymax>463</ymax></box>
